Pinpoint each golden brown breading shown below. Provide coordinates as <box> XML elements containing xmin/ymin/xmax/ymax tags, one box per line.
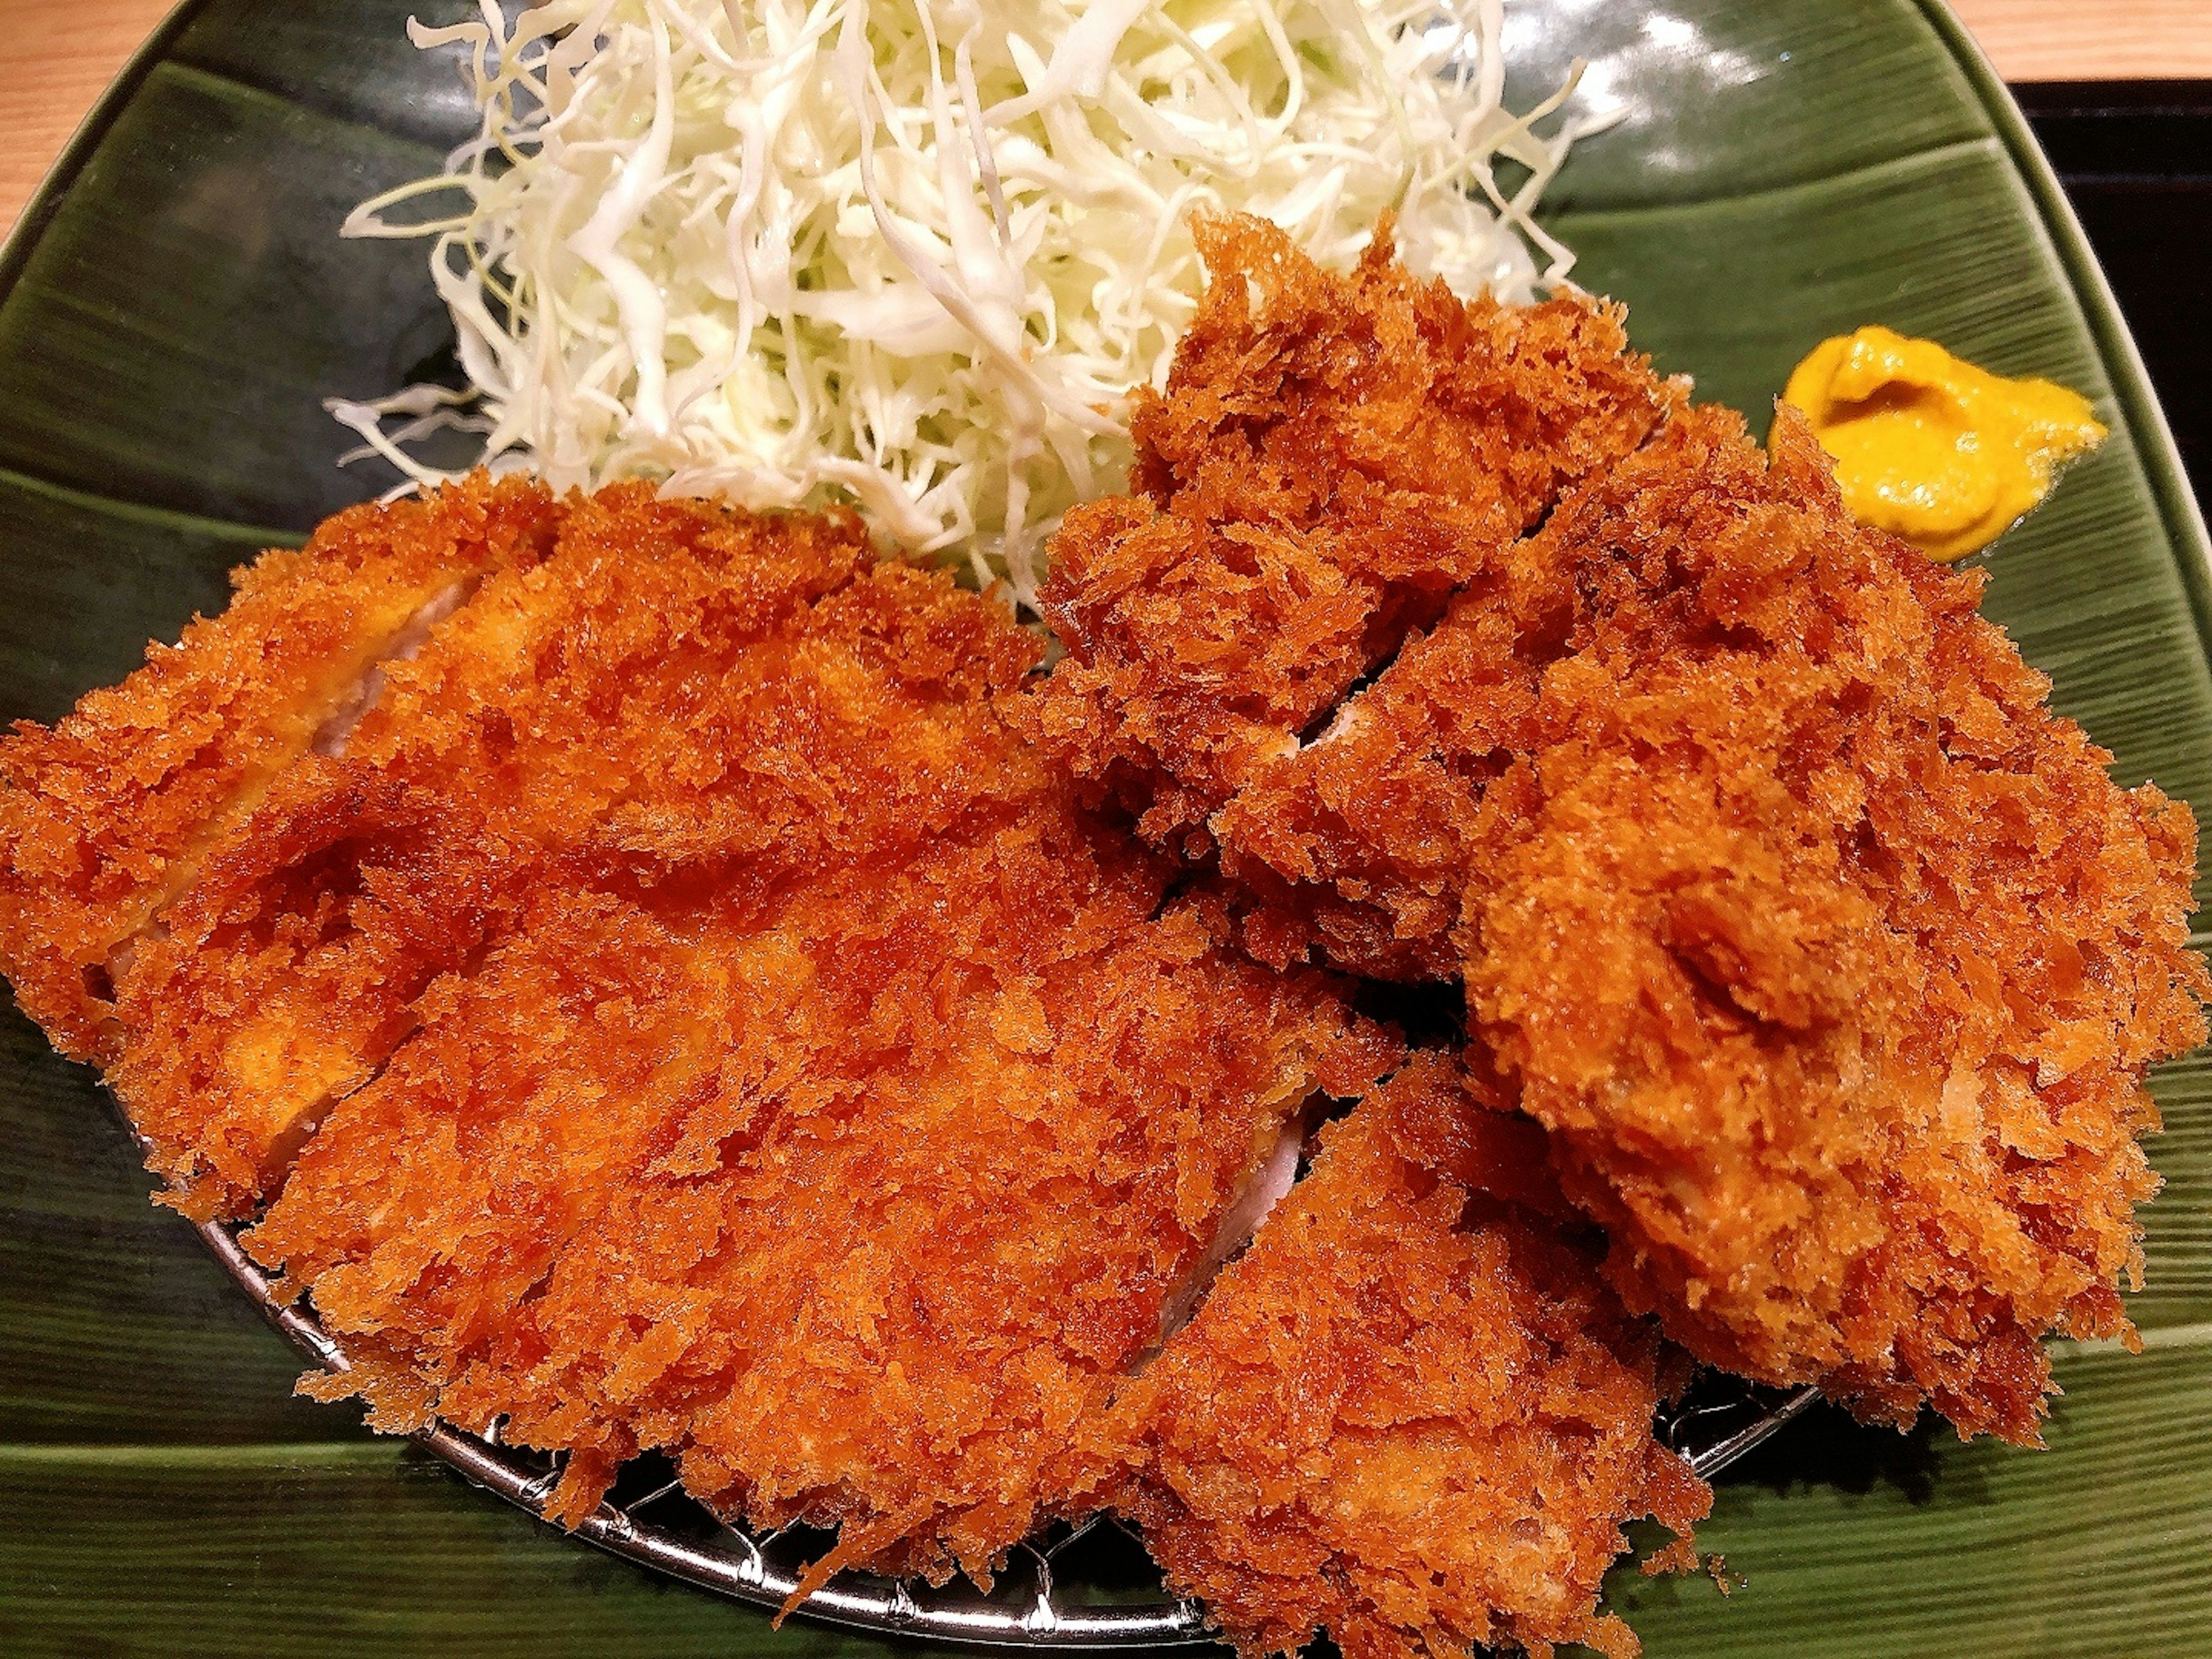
<box><xmin>0</xmin><ymin>474</ymin><xmax>559</xmax><ymax>1057</ymax></box>
<box><xmin>230</xmin><ymin>531</ymin><xmax>1399</xmax><ymax>1583</ymax></box>
<box><xmin>1090</xmin><ymin>1054</ymin><xmax>1708</xmax><ymax>1659</ymax></box>
<box><xmin>52</xmin><ymin>487</ymin><xmax>1037</xmax><ymax>1217</ymax></box>
<box><xmin>1206</xmin><ymin>401</ymin><xmax>2210</xmax><ymax>1437</ymax></box>
<box><xmin>0</xmin><ymin>471</ymin><xmax>1404</xmax><ymax>1586</ymax></box>
<box><xmin>550</xmin><ymin>887</ymin><xmax>1387</xmax><ymax>1584</ymax></box>
<box><xmin>1459</xmin><ymin>408</ymin><xmax>2208</xmax><ymax>1438</ymax></box>
<box><xmin>105</xmin><ymin>771</ymin><xmax>539</xmax><ymax>1214</ymax></box>
<box><xmin>1022</xmin><ymin>222</ymin><xmax>2205</xmax><ymax>1440</ymax></box>
<box><xmin>1019</xmin><ymin>214</ymin><xmax>1678</xmax><ymax>875</ymax></box>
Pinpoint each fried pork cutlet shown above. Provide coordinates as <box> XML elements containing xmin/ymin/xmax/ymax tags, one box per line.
<box><xmin>1075</xmin><ymin>326</ymin><xmax>2207</xmax><ymax>1442</ymax></box>
<box><xmin>29</xmin><ymin>482</ymin><xmax>1028</xmax><ymax>1217</ymax></box>
<box><xmin>252</xmin><ymin>845</ymin><xmax>1392</xmax><ymax>1582</ymax></box>
<box><xmin>1</xmin><ymin>476</ymin><xmax>1403</xmax><ymax>1591</ymax></box>
<box><xmin>1454</xmin><ymin>408</ymin><xmax>2209</xmax><ymax>1437</ymax></box>
<box><xmin>1019</xmin><ymin>213</ymin><xmax>1679</xmax><ymax>934</ymax></box>
<box><xmin>1090</xmin><ymin>1054</ymin><xmax>1709</xmax><ymax>1659</ymax></box>
<box><xmin>0</xmin><ymin>474</ymin><xmax>559</xmax><ymax>1058</ymax></box>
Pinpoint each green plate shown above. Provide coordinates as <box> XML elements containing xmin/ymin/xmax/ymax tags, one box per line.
<box><xmin>1</xmin><ymin>2</ymin><xmax>2207</xmax><ymax>1655</ymax></box>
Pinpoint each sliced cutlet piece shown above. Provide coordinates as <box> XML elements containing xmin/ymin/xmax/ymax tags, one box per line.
<box><xmin>247</xmin><ymin>885</ymin><xmax>813</xmax><ymax>1442</ymax></box>
<box><xmin>1207</xmin><ymin>425</ymin><xmax>1601</xmax><ymax>975</ymax></box>
<box><xmin>324</xmin><ymin>484</ymin><xmax>996</xmax><ymax>874</ymax></box>
<box><xmin>1020</xmin><ymin>212</ymin><xmax>1679</xmax><ymax>859</ymax></box>
<box><xmin>1444</xmin><ymin>408</ymin><xmax>2205</xmax><ymax>1439</ymax></box>
<box><xmin>1219</xmin><ymin>406</ymin><xmax>2209</xmax><ymax>1436</ymax></box>
<box><xmin>104</xmin><ymin>486</ymin><xmax>1029</xmax><ymax>1218</ymax></box>
<box><xmin>0</xmin><ymin>473</ymin><xmax>559</xmax><ymax>1056</ymax></box>
<box><xmin>664</xmin><ymin>891</ymin><xmax>1392</xmax><ymax>1593</ymax></box>
<box><xmin>107</xmin><ymin>769</ymin><xmax>540</xmax><ymax>1216</ymax></box>
<box><xmin>245</xmin><ymin>554</ymin><xmax>1400</xmax><ymax>1586</ymax></box>
<box><xmin>1090</xmin><ymin>1053</ymin><xmax>1708</xmax><ymax>1659</ymax></box>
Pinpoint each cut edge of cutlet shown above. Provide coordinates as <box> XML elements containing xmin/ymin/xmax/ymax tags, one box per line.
<box><xmin>0</xmin><ymin>472</ymin><xmax>562</xmax><ymax>1059</ymax></box>
<box><xmin>1018</xmin><ymin>211</ymin><xmax>1689</xmax><ymax>963</ymax></box>
<box><xmin>1086</xmin><ymin>1051</ymin><xmax>1710</xmax><ymax>1659</ymax></box>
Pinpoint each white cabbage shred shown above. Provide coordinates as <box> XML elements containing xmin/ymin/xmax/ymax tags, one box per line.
<box><xmin>338</xmin><ymin>0</ymin><xmax>1600</xmax><ymax>605</ymax></box>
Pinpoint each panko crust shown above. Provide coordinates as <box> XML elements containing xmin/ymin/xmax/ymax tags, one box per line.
<box><xmin>0</xmin><ymin>473</ymin><xmax>561</xmax><ymax>1058</ymax></box>
<box><xmin>45</xmin><ymin>485</ymin><xmax>1050</xmax><ymax>1218</ymax></box>
<box><xmin>240</xmin><ymin>592</ymin><xmax>1397</xmax><ymax>1585</ymax></box>
<box><xmin>253</xmin><ymin>843</ymin><xmax>1397</xmax><ymax>1585</ymax></box>
<box><xmin>1020</xmin><ymin>213</ymin><xmax>1679</xmax><ymax>863</ymax></box>
<box><xmin>1221</xmin><ymin>402</ymin><xmax>2209</xmax><ymax>1436</ymax></box>
<box><xmin>1</xmin><ymin>471</ymin><xmax>1405</xmax><ymax>1587</ymax></box>
<box><xmin>1091</xmin><ymin>1053</ymin><xmax>1709</xmax><ymax>1659</ymax></box>
<box><xmin>1457</xmin><ymin>407</ymin><xmax>2209</xmax><ymax>1437</ymax></box>
<box><xmin>1028</xmin><ymin>219</ymin><xmax>2206</xmax><ymax>1440</ymax></box>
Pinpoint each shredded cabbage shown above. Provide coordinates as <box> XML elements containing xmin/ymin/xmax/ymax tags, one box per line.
<box><xmin>338</xmin><ymin>0</ymin><xmax>1601</xmax><ymax>605</ymax></box>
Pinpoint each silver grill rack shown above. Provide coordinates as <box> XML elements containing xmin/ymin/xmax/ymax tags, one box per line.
<box><xmin>196</xmin><ymin>1217</ymin><xmax>1817</xmax><ymax>1648</ymax></box>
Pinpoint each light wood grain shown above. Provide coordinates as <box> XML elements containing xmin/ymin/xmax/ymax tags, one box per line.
<box><xmin>1949</xmin><ymin>0</ymin><xmax>2212</xmax><ymax>82</ymax></box>
<box><xmin>0</xmin><ymin>0</ymin><xmax>177</xmax><ymax>243</ymax></box>
<box><xmin>1</xmin><ymin>0</ymin><xmax>2211</xmax><ymax>244</ymax></box>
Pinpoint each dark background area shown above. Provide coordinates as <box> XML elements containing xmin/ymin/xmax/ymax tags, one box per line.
<box><xmin>2022</xmin><ymin>81</ymin><xmax>2212</xmax><ymax>510</ymax></box>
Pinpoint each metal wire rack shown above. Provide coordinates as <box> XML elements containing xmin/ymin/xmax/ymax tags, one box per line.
<box><xmin>193</xmin><ymin>1215</ymin><xmax>1819</xmax><ymax>1649</ymax></box>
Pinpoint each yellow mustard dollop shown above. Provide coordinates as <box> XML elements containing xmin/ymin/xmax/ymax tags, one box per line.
<box><xmin>1781</xmin><ymin>325</ymin><xmax>2106</xmax><ymax>562</ymax></box>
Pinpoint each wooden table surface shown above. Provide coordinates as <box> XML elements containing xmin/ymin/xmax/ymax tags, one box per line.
<box><xmin>2</xmin><ymin>0</ymin><xmax>2211</xmax><ymax>242</ymax></box>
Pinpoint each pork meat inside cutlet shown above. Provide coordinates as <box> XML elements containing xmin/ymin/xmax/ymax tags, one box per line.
<box><xmin>1199</xmin><ymin>399</ymin><xmax>2209</xmax><ymax>1438</ymax></box>
<box><xmin>1017</xmin><ymin>212</ymin><xmax>1679</xmax><ymax>938</ymax></box>
<box><xmin>237</xmin><ymin>505</ymin><xmax>1398</xmax><ymax>1585</ymax></box>
<box><xmin>0</xmin><ymin>473</ymin><xmax>559</xmax><ymax>1059</ymax></box>
<box><xmin>1085</xmin><ymin>1052</ymin><xmax>1709</xmax><ymax>1659</ymax></box>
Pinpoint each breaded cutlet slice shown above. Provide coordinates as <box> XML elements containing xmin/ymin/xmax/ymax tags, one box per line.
<box><xmin>1226</xmin><ymin>403</ymin><xmax>2207</xmax><ymax>1437</ymax></box>
<box><xmin>6</xmin><ymin>467</ymin><xmax>1404</xmax><ymax>1585</ymax></box>
<box><xmin>1205</xmin><ymin>521</ymin><xmax>1563</xmax><ymax>975</ymax></box>
<box><xmin>1089</xmin><ymin>1053</ymin><xmax>1708</xmax><ymax>1659</ymax></box>
<box><xmin>78</xmin><ymin>487</ymin><xmax>1035</xmax><ymax>1217</ymax></box>
<box><xmin>1464</xmin><ymin>408</ymin><xmax>2208</xmax><ymax>1438</ymax></box>
<box><xmin>245</xmin><ymin>884</ymin><xmax>836</xmax><ymax>1464</ymax></box>
<box><xmin>673</xmin><ymin>888</ymin><xmax>1392</xmax><ymax>1592</ymax></box>
<box><xmin>1019</xmin><ymin>213</ymin><xmax>1679</xmax><ymax>876</ymax></box>
<box><xmin>327</xmin><ymin>484</ymin><xmax>1039</xmax><ymax>876</ymax></box>
<box><xmin>0</xmin><ymin>472</ymin><xmax>559</xmax><ymax>1056</ymax></box>
<box><xmin>249</xmin><ymin>749</ymin><xmax>1396</xmax><ymax>1587</ymax></box>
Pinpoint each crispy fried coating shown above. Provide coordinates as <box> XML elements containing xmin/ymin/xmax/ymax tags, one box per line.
<box><xmin>1019</xmin><ymin>214</ymin><xmax>1678</xmax><ymax>869</ymax></box>
<box><xmin>0</xmin><ymin>474</ymin><xmax>559</xmax><ymax>1056</ymax></box>
<box><xmin>238</xmin><ymin>562</ymin><xmax>1397</xmax><ymax>1582</ymax></box>
<box><xmin>1464</xmin><ymin>409</ymin><xmax>2208</xmax><ymax>1437</ymax></box>
<box><xmin>1024</xmin><ymin>223</ymin><xmax>2203</xmax><ymax>1438</ymax></box>
<box><xmin>448</xmin><ymin>883</ymin><xmax>1385</xmax><ymax>1582</ymax></box>
<box><xmin>106</xmin><ymin>772</ymin><xmax>539</xmax><ymax>1213</ymax></box>
<box><xmin>0</xmin><ymin>471</ymin><xmax>1399</xmax><ymax>1585</ymax></box>
<box><xmin>1211</xmin><ymin>403</ymin><xmax>2210</xmax><ymax>1437</ymax></box>
<box><xmin>1091</xmin><ymin>1054</ymin><xmax>1708</xmax><ymax>1659</ymax></box>
<box><xmin>69</xmin><ymin>488</ymin><xmax>1036</xmax><ymax>1217</ymax></box>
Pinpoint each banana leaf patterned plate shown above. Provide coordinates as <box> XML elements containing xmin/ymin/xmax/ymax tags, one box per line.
<box><xmin>2</xmin><ymin>2</ymin><xmax>2208</xmax><ymax>1655</ymax></box>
